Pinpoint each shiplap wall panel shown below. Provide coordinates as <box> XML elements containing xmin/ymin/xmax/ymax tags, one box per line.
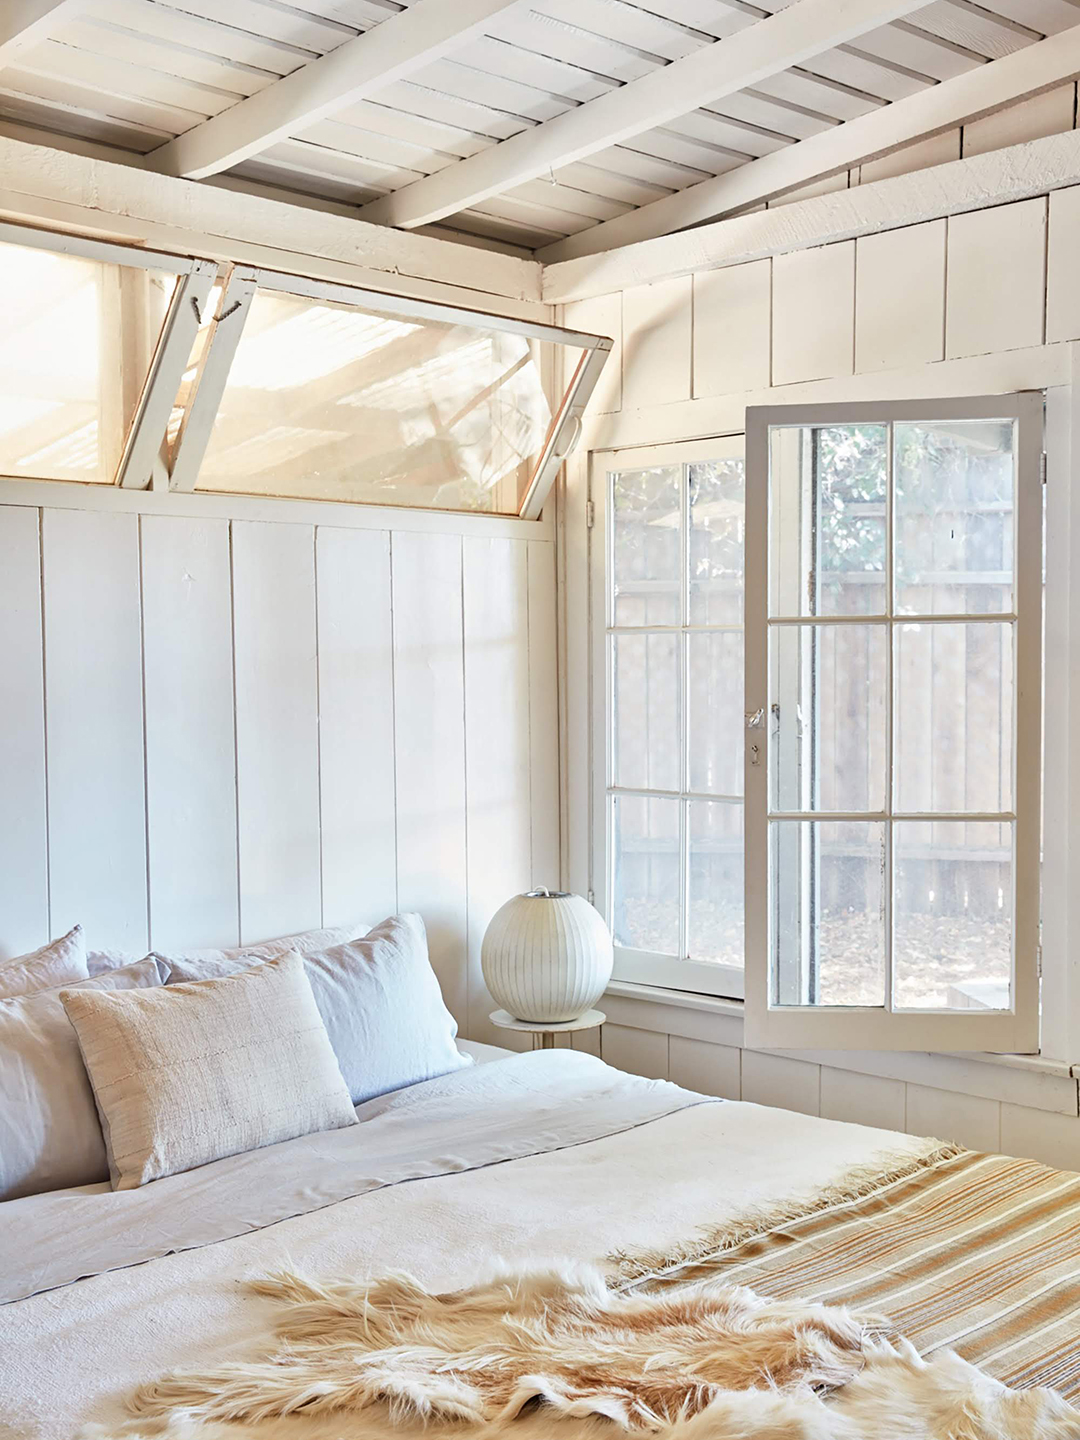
<box><xmin>771</xmin><ymin>241</ymin><xmax>855</xmax><ymax>386</ymax></box>
<box><xmin>231</xmin><ymin>520</ymin><xmax>322</xmax><ymax>945</ymax></box>
<box><xmin>945</xmin><ymin>199</ymin><xmax>1047</xmax><ymax>359</ymax></box>
<box><xmin>819</xmin><ymin>1065</ymin><xmax>906</xmax><ymax>1132</ymax></box>
<box><xmin>603</xmin><ymin>1021</ymin><xmax>669</xmax><ymax>1078</ymax></box>
<box><xmin>693</xmin><ymin>259</ymin><xmax>771</xmax><ymax>398</ymax></box>
<box><xmin>742</xmin><ymin>1050</ymin><xmax>821</xmax><ymax>1116</ymax></box>
<box><xmin>668</xmin><ymin>1034</ymin><xmax>741</xmax><ymax>1099</ymax></box>
<box><xmin>141</xmin><ymin>516</ymin><xmax>238</xmax><ymax>951</ymax></box>
<box><xmin>315</xmin><ymin>526</ymin><xmax>397</xmax><ymax>930</ymax></box>
<box><xmin>563</xmin><ymin>292</ymin><xmax>622</xmax><ymax>414</ymax></box>
<box><xmin>1000</xmin><ymin>1103</ymin><xmax>1080</xmax><ymax>1171</ymax></box>
<box><xmin>43</xmin><ymin>509</ymin><xmax>148</xmax><ymax>951</ymax></box>
<box><xmin>527</xmin><ymin>539</ymin><xmax>561</xmax><ymax>889</ymax></box>
<box><xmin>962</xmin><ymin>85</ymin><xmax>1076</xmax><ymax>159</ymax></box>
<box><xmin>622</xmin><ymin>276</ymin><xmax>692</xmax><ymax>410</ymax></box>
<box><xmin>0</xmin><ymin>508</ymin><xmax>48</xmax><ymax>958</ymax></box>
<box><xmin>906</xmin><ymin>1082</ymin><xmax>1001</xmax><ymax>1151</ymax></box>
<box><xmin>855</xmin><ymin>220</ymin><xmax>946</xmax><ymax>372</ymax></box>
<box><xmin>463</xmin><ymin>535</ymin><xmax>533</xmax><ymax>1043</ymax></box>
<box><xmin>393</xmin><ymin>529</ymin><xmax>469</xmax><ymax>1024</ymax></box>
<box><xmin>1047</xmin><ymin>186</ymin><xmax>1080</xmax><ymax>343</ymax></box>
<box><xmin>858</xmin><ymin>130</ymin><xmax>960</xmax><ymax>185</ymax></box>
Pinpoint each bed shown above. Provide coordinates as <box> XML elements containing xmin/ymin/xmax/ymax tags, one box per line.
<box><xmin>3</xmin><ymin>1041</ymin><xmax>1079</xmax><ymax>1439</ymax></box>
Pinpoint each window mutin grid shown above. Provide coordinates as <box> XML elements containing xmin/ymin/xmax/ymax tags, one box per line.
<box><xmin>604</xmin><ymin>438</ymin><xmax>746</xmax><ymax>999</ymax></box>
<box><xmin>744</xmin><ymin>395</ymin><xmax>1042</xmax><ymax>1053</ymax></box>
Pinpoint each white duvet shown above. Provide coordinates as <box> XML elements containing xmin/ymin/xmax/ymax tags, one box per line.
<box><xmin>0</xmin><ymin>1048</ymin><xmax>930</xmax><ymax>1439</ymax></box>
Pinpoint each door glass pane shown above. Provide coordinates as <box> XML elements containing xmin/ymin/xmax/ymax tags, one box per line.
<box><xmin>689</xmin><ymin>457</ymin><xmax>744</xmax><ymax>623</ymax></box>
<box><xmin>688</xmin><ymin>800</ymin><xmax>742</xmax><ymax>966</ymax></box>
<box><xmin>0</xmin><ymin>237</ymin><xmax>177</xmax><ymax>483</ymax></box>
<box><xmin>769</xmin><ymin>424</ymin><xmax>887</xmax><ymax>617</ymax></box>
<box><xmin>613</xmin><ymin>795</ymin><xmax>680</xmax><ymax>955</ymax></box>
<box><xmin>688</xmin><ymin>630</ymin><xmax>742</xmax><ymax>795</ymax></box>
<box><xmin>194</xmin><ymin>288</ymin><xmax>587</xmax><ymax>514</ymax></box>
<box><xmin>612</xmin><ymin>632</ymin><xmax>679</xmax><ymax>791</ymax></box>
<box><xmin>894</xmin><ymin>419</ymin><xmax>1014</xmax><ymax>615</ymax></box>
<box><xmin>770</xmin><ymin>624</ymin><xmax>887</xmax><ymax>813</ymax></box>
<box><xmin>895</xmin><ymin>622</ymin><xmax>1013</xmax><ymax>814</ymax></box>
<box><xmin>612</xmin><ymin>465</ymin><xmax>681</xmax><ymax>625</ymax></box>
<box><xmin>893</xmin><ymin>820</ymin><xmax>1012</xmax><ymax>1010</ymax></box>
<box><xmin>770</xmin><ymin>820</ymin><xmax>886</xmax><ymax>1006</ymax></box>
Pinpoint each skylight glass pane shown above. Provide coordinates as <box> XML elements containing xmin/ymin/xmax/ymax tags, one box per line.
<box><xmin>193</xmin><ymin>289</ymin><xmax>585</xmax><ymax>514</ymax></box>
<box><xmin>0</xmin><ymin>238</ymin><xmax>176</xmax><ymax>484</ymax></box>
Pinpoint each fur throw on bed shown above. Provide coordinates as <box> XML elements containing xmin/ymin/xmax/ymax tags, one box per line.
<box><xmin>102</xmin><ymin>1265</ymin><xmax>1079</xmax><ymax>1440</ymax></box>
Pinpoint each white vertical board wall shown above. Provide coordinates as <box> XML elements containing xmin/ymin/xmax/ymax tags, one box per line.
<box><xmin>141</xmin><ymin>516</ymin><xmax>238</xmax><ymax>952</ymax></box>
<box><xmin>43</xmin><ymin>509</ymin><xmax>148</xmax><ymax>952</ymax></box>
<box><xmin>232</xmin><ymin>521</ymin><xmax>322</xmax><ymax>946</ymax></box>
<box><xmin>392</xmin><ymin>530</ymin><xmax>469</xmax><ymax>1024</ymax></box>
<box><xmin>0</xmin><ymin>499</ymin><xmax>557</xmax><ymax>1036</ymax></box>
<box><xmin>0</xmin><ymin>508</ymin><xmax>47</xmax><ymax>958</ymax></box>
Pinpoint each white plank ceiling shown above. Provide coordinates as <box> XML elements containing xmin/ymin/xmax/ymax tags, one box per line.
<box><xmin>1</xmin><ymin>0</ymin><xmax>1077</xmax><ymax>255</ymax></box>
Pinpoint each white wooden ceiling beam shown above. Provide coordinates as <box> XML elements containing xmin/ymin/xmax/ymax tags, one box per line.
<box><xmin>540</xmin><ymin>24</ymin><xmax>1080</xmax><ymax>263</ymax></box>
<box><xmin>543</xmin><ymin>127</ymin><xmax>1080</xmax><ymax>304</ymax></box>
<box><xmin>148</xmin><ymin>0</ymin><xmax>525</xmax><ymax>180</ymax></box>
<box><xmin>356</xmin><ymin>0</ymin><xmax>933</xmax><ymax>231</ymax></box>
<box><xmin>0</xmin><ymin>0</ymin><xmax>85</xmax><ymax>65</ymax></box>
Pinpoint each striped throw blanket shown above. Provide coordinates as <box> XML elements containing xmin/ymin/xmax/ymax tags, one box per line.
<box><xmin>619</xmin><ymin>1146</ymin><xmax>1080</xmax><ymax>1401</ymax></box>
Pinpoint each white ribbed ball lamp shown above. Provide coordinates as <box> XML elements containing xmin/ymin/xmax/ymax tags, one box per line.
<box><xmin>482</xmin><ymin>889</ymin><xmax>613</xmax><ymax>1024</ymax></box>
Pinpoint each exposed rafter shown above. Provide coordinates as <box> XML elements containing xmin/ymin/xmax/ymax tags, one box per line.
<box><xmin>355</xmin><ymin>0</ymin><xmax>935</xmax><ymax>232</ymax></box>
<box><xmin>0</xmin><ymin>0</ymin><xmax>85</xmax><ymax>65</ymax></box>
<box><xmin>540</xmin><ymin>24</ymin><xmax>1080</xmax><ymax>263</ymax></box>
<box><xmin>148</xmin><ymin>0</ymin><xmax>525</xmax><ymax>181</ymax></box>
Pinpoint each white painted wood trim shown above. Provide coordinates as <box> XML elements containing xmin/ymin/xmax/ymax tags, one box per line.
<box><xmin>0</xmin><ymin>0</ymin><xmax>85</xmax><ymax>65</ymax></box>
<box><xmin>0</xmin><ymin>478</ymin><xmax>554</xmax><ymax>541</ymax></box>
<box><xmin>544</xmin><ymin>131</ymin><xmax>1080</xmax><ymax>304</ymax></box>
<box><xmin>0</xmin><ymin>136</ymin><xmax>542</xmax><ymax>308</ymax></box>
<box><xmin>540</xmin><ymin>27</ymin><xmax>1080</xmax><ymax>263</ymax></box>
<box><xmin>150</xmin><ymin>0</ymin><xmax>525</xmax><ymax>180</ymax></box>
<box><xmin>357</xmin><ymin>0</ymin><xmax>931</xmax><ymax>231</ymax></box>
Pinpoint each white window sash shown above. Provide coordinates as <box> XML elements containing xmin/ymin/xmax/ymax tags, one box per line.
<box><xmin>743</xmin><ymin>393</ymin><xmax>1043</xmax><ymax>1053</ymax></box>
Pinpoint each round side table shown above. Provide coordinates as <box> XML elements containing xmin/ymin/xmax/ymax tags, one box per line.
<box><xmin>489</xmin><ymin>1008</ymin><xmax>605</xmax><ymax>1054</ymax></box>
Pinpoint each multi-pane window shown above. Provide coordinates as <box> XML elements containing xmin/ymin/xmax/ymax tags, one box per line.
<box><xmin>600</xmin><ymin>397</ymin><xmax>1042</xmax><ymax>1051</ymax></box>
<box><xmin>604</xmin><ymin>437</ymin><xmax>747</xmax><ymax>998</ymax></box>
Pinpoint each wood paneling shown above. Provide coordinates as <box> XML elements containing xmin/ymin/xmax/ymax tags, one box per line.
<box><xmin>693</xmin><ymin>259</ymin><xmax>771</xmax><ymax>398</ymax></box>
<box><xmin>602</xmin><ymin>1021</ymin><xmax>669</xmax><ymax>1078</ymax></box>
<box><xmin>463</xmin><ymin>534</ymin><xmax>532</xmax><ymax>1043</ymax></box>
<box><xmin>42</xmin><ymin>509</ymin><xmax>148</xmax><ymax>951</ymax></box>
<box><xmin>1047</xmin><ymin>185</ymin><xmax>1080</xmax><ymax>343</ymax></box>
<box><xmin>316</xmin><ymin>526</ymin><xmax>397</xmax><ymax>929</ymax></box>
<box><xmin>905</xmin><ymin>1081</ymin><xmax>1001</xmax><ymax>1151</ymax></box>
<box><xmin>742</xmin><ymin>1050</ymin><xmax>821</xmax><ymax>1116</ymax></box>
<box><xmin>527</xmin><ymin>539</ymin><xmax>561</xmax><ymax>888</ymax></box>
<box><xmin>563</xmin><ymin>292</ymin><xmax>622</xmax><ymax>414</ymax></box>
<box><xmin>622</xmin><ymin>277</ymin><xmax>692</xmax><ymax>410</ymax></box>
<box><xmin>669</xmin><ymin>1034</ymin><xmax>741</xmax><ymax>1099</ymax></box>
<box><xmin>141</xmin><ymin>515</ymin><xmax>238</xmax><ymax>951</ymax></box>
<box><xmin>945</xmin><ymin>199</ymin><xmax>1047</xmax><ymax>358</ymax></box>
<box><xmin>855</xmin><ymin>220</ymin><xmax>946</xmax><ymax>371</ymax></box>
<box><xmin>771</xmin><ymin>241</ymin><xmax>855</xmax><ymax>385</ymax></box>
<box><xmin>820</xmin><ymin>1066</ymin><xmax>906</xmax><ymax>1132</ymax></box>
<box><xmin>0</xmin><ymin>507</ymin><xmax>47</xmax><ymax>958</ymax></box>
<box><xmin>962</xmin><ymin>85</ymin><xmax>1076</xmax><ymax>158</ymax></box>
<box><xmin>232</xmin><ymin>520</ymin><xmax>322</xmax><ymax>944</ymax></box>
<box><xmin>393</xmin><ymin>529</ymin><xmax>469</xmax><ymax>1022</ymax></box>
<box><xmin>1000</xmin><ymin>1103</ymin><xmax>1080</xmax><ymax>1171</ymax></box>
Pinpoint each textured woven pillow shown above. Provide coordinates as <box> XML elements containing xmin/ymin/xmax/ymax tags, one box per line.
<box><xmin>0</xmin><ymin>956</ymin><xmax>168</xmax><ymax>1201</ymax></box>
<box><xmin>156</xmin><ymin>920</ymin><xmax>372</xmax><ymax>984</ymax></box>
<box><xmin>0</xmin><ymin>925</ymin><xmax>88</xmax><ymax>1000</ymax></box>
<box><xmin>62</xmin><ymin>951</ymin><xmax>358</xmax><ymax>1190</ymax></box>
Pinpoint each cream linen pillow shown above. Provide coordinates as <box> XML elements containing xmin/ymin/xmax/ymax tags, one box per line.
<box><xmin>62</xmin><ymin>951</ymin><xmax>358</xmax><ymax>1190</ymax></box>
<box><xmin>0</xmin><ymin>925</ymin><xmax>87</xmax><ymax>999</ymax></box>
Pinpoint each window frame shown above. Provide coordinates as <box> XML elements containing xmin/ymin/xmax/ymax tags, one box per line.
<box><xmin>0</xmin><ymin>219</ymin><xmax>218</xmax><ymax>492</ymax></box>
<box><xmin>591</xmin><ymin>434</ymin><xmax>748</xmax><ymax>1001</ymax></box>
<box><xmin>743</xmin><ymin>393</ymin><xmax>1043</xmax><ymax>1053</ymax></box>
<box><xmin>167</xmin><ymin>262</ymin><xmax>611</xmax><ymax>518</ymax></box>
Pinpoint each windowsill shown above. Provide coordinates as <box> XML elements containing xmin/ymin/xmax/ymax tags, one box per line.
<box><xmin>604</xmin><ymin>979</ymin><xmax>1077</xmax><ymax>1083</ymax></box>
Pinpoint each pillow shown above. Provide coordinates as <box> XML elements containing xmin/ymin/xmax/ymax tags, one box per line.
<box><xmin>157</xmin><ymin>920</ymin><xmax>372</xmax><ymax>984</ymax></box>
<box><xmin>0</xmin><ymin>956</ymin><xmax>169</xmax><ymax>1201</ymax></box>
<box><xmin>0</xmin><ymin>925</ymin><xmax>87</xmax><ymax>999</ymax></box>
<box><xmin>291</xmin><ymin>913</ymin><xmax>470</xmax><ymax>1105</ymax></box>
<box><xmin>62</xmin><ymin>952</ymin><xmax>358</xmax><ymax>1190</ymax></box>
<box><xmin>87</xmin><ymin>948</ymin><xmax>138</xmax><ymax>977</ymax></box>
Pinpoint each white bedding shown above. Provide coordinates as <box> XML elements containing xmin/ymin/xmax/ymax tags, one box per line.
<box><xmin>0</xmin><ymin>1049</ymin><xmax>929</xmax><ymax>1439</ymax></box>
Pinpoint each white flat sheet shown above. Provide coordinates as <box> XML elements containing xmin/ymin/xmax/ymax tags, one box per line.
<box><xmin>0</xmin><ymin>1051</ymin><xmax>928</xmax><ymax>1439</ymax></box>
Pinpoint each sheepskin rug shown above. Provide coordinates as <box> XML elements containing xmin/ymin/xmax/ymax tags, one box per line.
<box><xmin>100</xmin><ymin>1265</ymin><xmax>1080</xmax><ymax>1440</ymax></box>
